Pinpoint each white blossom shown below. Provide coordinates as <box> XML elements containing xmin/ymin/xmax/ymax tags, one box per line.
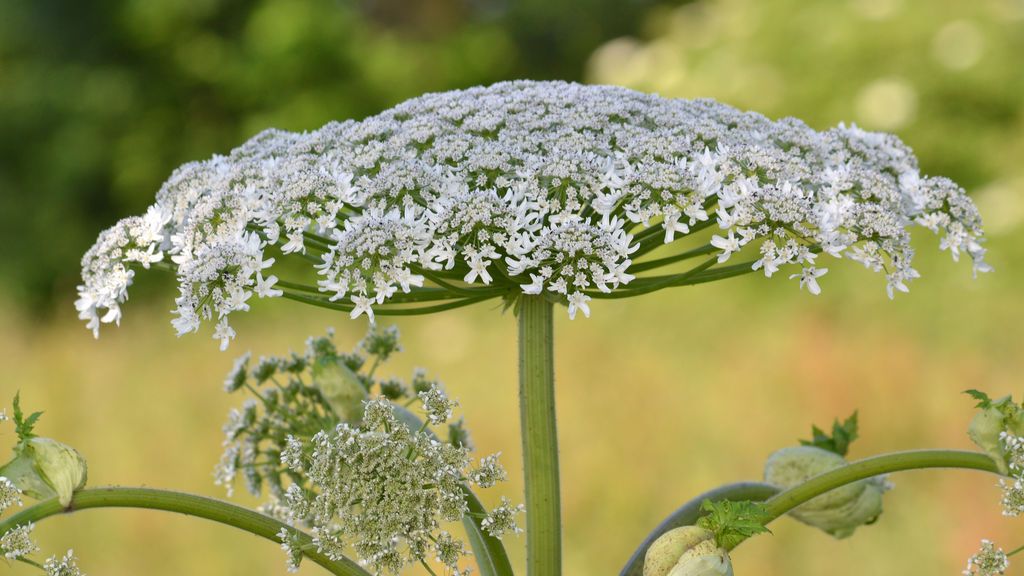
<box><xmin>480</xmin><ymin>497</ymin><xmax>525</xmax><ymax>538</ymax></box>
<box><xmin>79</xmin><ymin>81</ymin><xmax>989</xmax><ymax>345</ymax></box>
<box><xmin>567</xmin><ymin>291</ymin><xmax>592</xmax><ymax>320</ymax></box>
<box><xmin>963</xmin><ymin>540</ymin><xmax>1009</xmax><ymax>576</ymax></box>
<box><xmin>0</xmin><ymin>476</ymin><xmax>22</xmax><ymax>514</ymax></box>
<box><xmin>790</xmin><ymin>267</ymin><xmax>828</xmax><ymax>296</ymax></box>
<box><xmin>43</xmin><ymin>550</ymin><xmax>85</xmax><ymax>576</ymax></box>
<box><xmin>1</xmin><ymin>523</ymin><xmax>38</xmax><ymax>560</ymax></box>
<box><xmin>281</xmin><ymin>398</ymin><xmax>513</xmax><ymax>575</ymax></box>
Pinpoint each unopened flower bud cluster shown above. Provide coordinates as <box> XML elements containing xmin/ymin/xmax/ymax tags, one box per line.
<box><xmin>215</xmin><ymin>327</ymin><xmax>520</xmax><ymax>574</ymax></box>
<box><xmin>78</xmin><ymin>81</ymin><xmax>988</xmax><ymax>347</ymax></box>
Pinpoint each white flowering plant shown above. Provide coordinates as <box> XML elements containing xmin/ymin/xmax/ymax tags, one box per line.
<box><xmin>1</xmin><ymin>81</ymin><xmax>1017</xmax><ymax>576</ymax></box>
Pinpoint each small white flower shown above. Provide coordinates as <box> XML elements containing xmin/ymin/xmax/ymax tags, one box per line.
<box><xmin>213</xmin><ymin>317</ymin><xmax>236</xmax><ymax>351</ymax></box>
<box><xmin>521</xmin><ymin>273</ymin><xmax>545</xmax><ymax>295</ymax></box>
<box><xmin>464</xmin><ymin>255</ymin><xmax>494</xmax><ymax>285</ymax></box>
<box><xmin>663</xmin><ymin>211</ymin><xmax>690</xmax><ymax>243</ymax></box>
<box><xmin>280</xmin><ymin>231</ymin><xmax>305</xmax><ymax>254</ymax></box>
<box><xmin>255</xmin><ymin>272</ymin><xmax>283</xmax><ymax>298</ymax></box>
<box><xmin>790</xmin><ymin>267</ymin><xmax>828</xmax><ymax>296</ymax></box>
<box><xmin>567</xmin><ymin>291</ymin><xmax>591</xmax><ymax>320</ymax></box>
<box><xmin>349</xmin><ymin>295</ymin><xmax>375</xmax><ymax>323</ymax></box>
<box><xmin>710</xmin><ymin>231</ymin><xmax>742</xmax><ymax>263</ymax></box>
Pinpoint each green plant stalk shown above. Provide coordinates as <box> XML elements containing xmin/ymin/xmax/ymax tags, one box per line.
<box><xmin>727</xmin><ymin>449</ymin><xmax>1002</xmax><ymax>551</ymax></box>
<box><xmin>518</xmin><ymin>295</ymin><xmax>561</xmax><ymax>576</ymax></box>
<box><xmin>0</xmin><ymin>487</ymin><xmax>371</xmax><ymax>576</ymax></box>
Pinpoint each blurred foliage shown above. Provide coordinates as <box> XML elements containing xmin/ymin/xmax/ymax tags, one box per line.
<box><xmin>588</xmin><ymin>0</ymin><xmax>1024</xmax><ymax>236</ymax></box>
<box><xmin>0</xmin><ymin>0</ymin><xmax>672</xmax><ymax>312</ymax></box>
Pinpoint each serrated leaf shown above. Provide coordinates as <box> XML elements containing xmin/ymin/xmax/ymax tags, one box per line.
<box><xmin>11</xmin><ymin>392</ymin><xmax>43</xmax><ymax>444</ymax></box>
<box><xmin>965</xmin><ymin>389</ymin><xmax>993</xmax><ymax>409</ymax></box>
<box><xmin>697</xmin><ymin>499</ymin><xmax>772</xmax><ymax>549</ymax></box>
<box><xmin>799</xmin><ymin>411</ymin><xmax>858</xmax><ymax>456</ymax></box>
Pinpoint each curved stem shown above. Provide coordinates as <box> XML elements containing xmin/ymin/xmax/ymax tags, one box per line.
<box><xmin>727</xmin><ymin>449</ymin><xmax>1001</xmax><ymax>551</ymax></box>
<box><xmin>518</xmin><ymin>296</ymin><xmax>561</xmax><ymax>576</ymax></box>
<box><xmin>619</xmin><ymin>482</ymin><xmax>779</xmax><ymax>576</ymax></box>
<box><xmin>0</xmin><ymin>487</ymin><xmax>371</xmax><ymax>576</ymax></box>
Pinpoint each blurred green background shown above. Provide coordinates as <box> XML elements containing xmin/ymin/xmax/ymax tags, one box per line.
<box><xmin>2</xmin><ymin>0</ymin><xmax>1023</xmax><ymax>574</ymax></box>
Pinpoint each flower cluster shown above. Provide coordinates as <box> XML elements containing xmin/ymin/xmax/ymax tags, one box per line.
<box><xmin>215</xmin><ymin>327</ymin><xmax>519</xmax><ymax>574</ymax></box>
<box><xmin>78</xmin><ymin>81</ymin><xmax>989</xmax><ymax>345</ymax></box>
<box><xmin>963</xmin><ymin>540</ymin><xmax>1009</xmax><ymax>576</ymax></box>
<box><xmin>0</xmin><ymin>476</ymin><xmax>22</xmax><ymax>514</ymax></box>
<box><xmin>43</xmin><ymin>550</ymin><xmax>85</xmax><ymax>576</ymax></box>
<box><xmin>1</xmin><ymin>522</ymin><xmax>37</xmax><ymax>560</ymax></box>
<box><xmin>998</xmin><ymin>432</ymin><xmax>1024</xmax><ymax>517</ymax></box>
<box><xmin>281</xmin><ymin>395</ymin><xmax>513</xmax><ymax>575</ymax></box>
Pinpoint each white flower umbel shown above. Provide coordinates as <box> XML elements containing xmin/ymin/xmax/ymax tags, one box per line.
<box><xmin>998</xmin><ymin>432</ymin><xmax>1024</xmax><ymax>517</ymax></box>
<box><xmin>963</xmin><ymin>540</ymin><xmax>1009</xmax><ymax>576</ymax></box>
<box><xmin>280</xmin><ymin>397</ymin><xmax>517</xmax><ymax>575</ymax></box>
<box><xmin>1</xmin><ymin>522</ymin><xmax>39</xmax><ymax>560</ymax></box>
<box><xmin>0</xmin><ymin>476</ymin><xmax>22</xmax><ymax>514</ymax></box>
<box><xmin>43</xmin><ymin>549</ymin><xmax>85</xmax><ymax>576</ymax></box>
<box><xmin>79</xmin><ymin>81</ymin><xmax>989</xmax><ymax>345</ymax></box>
<box><xmin>999</xmin><ymin>478</ymin><xmax>1024</xmax><ymax>518</ymax></box>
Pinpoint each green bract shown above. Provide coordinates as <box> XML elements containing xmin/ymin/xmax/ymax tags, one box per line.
<box><xmin>966</xmin><ymin>393</ymin><xmax>1024</xmax><ymax>475</ymax></box>
<box><xmin>1</xmin><ymin>437</ymin><xmax>88</xmax><ymax>508</ymax></box>
<box><xmin>312</xmin><ymin>356</ymin><xmax>369</xmax><ymax>423</ymax></box>
<box><xmin>763</xmin><ymin>445</ymin><xmax>886</xmax><ymax>538</ymax></box>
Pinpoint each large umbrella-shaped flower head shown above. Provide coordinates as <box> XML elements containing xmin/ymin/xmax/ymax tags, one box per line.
<box><xmin>78</xmin><ymin>81</ymin><xmax>989</xmax><ymax>348</ymax></box>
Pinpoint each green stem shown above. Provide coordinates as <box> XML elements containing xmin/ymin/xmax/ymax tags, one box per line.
<box><xmin>727</xmin><ymin>449</ymin><xmax>1001</xmax><ymax>551</ymax></box>
<box><xmin>518</xmin><ymin>296</ymin><xmax>561</xmax><ymax>576</ymax></box>
<box><xmin>0</xmin><ymin>487</ymin><xmax>371</xmax><ymax>576</ymax></box>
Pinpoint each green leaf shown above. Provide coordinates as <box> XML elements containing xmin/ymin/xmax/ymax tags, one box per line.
<box><xmin>12</xmin><ymin>392</ymin><xmax>43</xmax><ymax>444</ymax></box>
<box><xmin>965</xmin><ymin>389</ymin><xmax>993</xmax><ymax>409</ymax></box>
<box><xmin>696</xmin><ymin>499</ymin><xmax>771</xmax><ymax>549</ymax></box>
<box><xmin>799</xmin><ymin>411</ymin><xmax>859</xmax><ymax>456</ymax></box>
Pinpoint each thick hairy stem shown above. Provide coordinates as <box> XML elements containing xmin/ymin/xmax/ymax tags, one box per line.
<box><xmin>518</xmin><ymin>296</ymin><xmax>561</xmax><ymax>576</ymax></box>
<box><xmin>619</xmin><ymin>482</ymin><xmax>779</xmax><ymax>576</ymax></box>
<box><xmin>727</xmin><ymin>449</ymin><xmax>1001</xmax><ymax>551</ymax></box>
<box><xmin>0</xmin><ymin>487</ymin><xmax>371</xmax><ymax>576</ymax></box>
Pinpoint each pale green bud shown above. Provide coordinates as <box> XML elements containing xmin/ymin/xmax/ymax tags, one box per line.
<box><xmin>645</xmin><ymin>526</ymin><xmax>733</xmax><ymax>576</ymax></box>
<box><xmin>0</xmin><ymin>438</ymin><xmax>88</xmax><ymax>507</ymax></box>
<box><xmin>967</xmin><ymin>406</ymin><xmax>1024</xmax><ymax>475</ymax></box>
<box><xmin>312</xmin><ymin>358</ymin><xmax>369</xmax><ymax>423</ymax></box>
<box><xmin>764</xmin><ymin>445</ymin><xmax>885</xmax><ymax>539</ymax></box>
